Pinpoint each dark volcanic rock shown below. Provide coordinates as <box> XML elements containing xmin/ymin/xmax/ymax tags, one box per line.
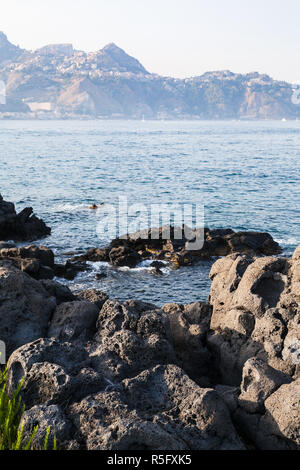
<box><xmin>68</xmin><ymin>365</ymin><xmax>244</xmax><ymax>450</ymax></box>
<box><xmin>0</xmin><ymin>194</ymin><xmax>51</xmax><ymax>242</ymax></box>
<box><xmin>3</xmin><ymin>244</ymin><xmax>299</xmax><ymax>450</ymax></box>
<box><xmin>77</xmin><ymin>289</ymin><xmax>108</xmax><ymax>309</ymax></box>
<box><xmin>0</xmin><ymin>266</ymin><xmax>56</xmax><ymax>356</ymax></box>
<box><xmin>0</xmin><ymin>244</ymin><xmax>55</xmax><ymax>279</ymax></box>
<box><xmin>74</xmin><ymin>225</ymin><xmax>282</xmax><ymax>270</ymax></box>
<box><xmin>48</xmin><ymin>301</ymin><xmax>99</xmax><ymax>344</ymax></box>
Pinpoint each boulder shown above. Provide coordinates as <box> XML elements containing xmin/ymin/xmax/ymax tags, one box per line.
<box><xmin>48</xmin><ymin>301</ymin><xmax>99</xmax><ymax>344</ymax></box>
<box><xmin>238</xmin><ymin>358</ymin><xmax>291</xmax><ymax>413</ymax></box>
<box><xmin>39</xmin><ymin>279</ymin><xmax>77</xmax><ymax>304</ymax></box>
<box><xmin>235</xmin><ymin>375</ymin><xmax>300</xmax><ymax>450</ymax></box>
<box><xmin>20</xmin><ymin>405</ymin><xmax>72</xmax><ymax>450</ymax></box>
<box><xmin>0</xmin><ymin>266</ymin><xmax>56</xmax><ymax>356</ymax></box>
<box><xmin>0</xmin><ymin>194</ymin><xmax>50</xmax><ymax>241</ymax></box>
<box><xmin>77</xmin><ymin>289</ymin><xmax>108</xmax><ymax>309</ymax></box>
<box><xmin>0</xmin><ymin>245</ymin><xmax>55</xmax><ymax>279</ymax></box>
<box><xmin>68</xmin><ymin>365</ymin><xmax>244</xmax><ymax>450</ymax></box>
<box><xmin>257</xmin><ymin>378</ymin><xmax>300</xmax><ymax>449</ymax></box>
<box><xmin>208</xmin><ymin>248</ymin><xmax>299</xmax><ymax>384</ymax></box>
<box><xmin>90</xmin><ymin>299</ymin><xmax>177</xmax><ymax>380</ymax></box>
<box><xmin>72</xmin><ymin>225</ymin><xmax>281</xmax><ymax>269</ymax></box>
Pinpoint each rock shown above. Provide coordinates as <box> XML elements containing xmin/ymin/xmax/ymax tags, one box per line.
<box><xmin>75</xmin><ymin>225</ymin><xmax>281</xmax><ymax>270</ymax></box>
<box><xmin>208</xmin><ymin>248</ymin><xmax>299</xmax><ymax>384</ymax></box>
<box><xmin>215</xmin><ymin>385</ymin><xmax>240</xmax><ymax>414</ymax></box>
<box><xmin>54</xmin><ymin>260</ymin><xmax>90</xmax><ymax>280</ymax></box>
<box><xmin>40</xmin><ymin>279</ymin><xmax>77</xmax><ymax>304</ymax></box>
<box><xmin>7</xmin><ymin>338</ymin><xmax>92</xmax><ymax>401</ymax></box>
<box><xmin>162</xmin><ymin>302</ymin><xmax>213</xmax><ymax>384</ymax></box>
<box><xmin>0</xmin><ymin>194</ymin><xmax>51</xmax><ymax>241</ymax></box>
<box><xmin>20</xmin><ymin>405</ymin><xmax>72</xmax><ymax>450</ymax></box>
<box><xmin>238</xmin><ymin>358</ymin><xmax>291</xmax><ymax>413</ymax></box>
<box><xmin>48</xmin><ymin>301</ymin><xmax>99</xmax><ymax>344</ymax></box>
<box><xmin>77</xmin><ymin>289</ymin><xmax>108</xmax><ymax>309</ymax></box>
<box><xmin>73</xmin><ymin>247</ymin><xmax>110</xmax><ymax>262</ymax></box>
<box><xmin>90</xmin><ymin>299</ymin><xmax>177</xmax><ymax>380</ymax></box>
<box><xmin>0</xmin><ymin>266</ymin><xmax>56</xmax><ymax>356</ymax></box>
<box><xmin>109</xmin><ymin>246</ymin><xmax>142</xmax><ymax>268</ymax></box>
<box><xmin>257</xmin><ymin>378</ymin><xmax>300</xmax><ymax>449</ymax></box>
<box><xmin>235</xmin><ymin>377</ymin><xmax>300</xmax><ymax>450</ymax></box>
<box><xmin>68</xmin><ymin>365</ymin><xmax>244</xmax><ymax>450</ymax></box>
<box><xmin>0</xmin><ymin>245</ymin><xmax>55</xmax><ymax>280</ymax></box>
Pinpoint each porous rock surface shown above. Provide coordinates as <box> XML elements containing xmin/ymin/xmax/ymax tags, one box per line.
<box><xmin>2</xmin><ymin>244</ymin><xmax>300</xmax><ymax>450</ymax></box>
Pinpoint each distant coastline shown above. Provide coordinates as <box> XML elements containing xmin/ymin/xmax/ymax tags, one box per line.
<box><xmin>1</xmin><ymin>32</ymin><xmax>300</xmax><ymax>120</ymax></box>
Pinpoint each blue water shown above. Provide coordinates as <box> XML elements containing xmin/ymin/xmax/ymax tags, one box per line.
<box><xmin>0</xmin><ymin>120</ymin><xmax>299</xmax><ymax>305</ymax></box>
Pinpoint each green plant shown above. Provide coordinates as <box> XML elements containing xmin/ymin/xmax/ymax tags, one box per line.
<box><xmin>0</xmin><ymin>366</ymin><xmax>57</xmax><ymax>450</ymax></box>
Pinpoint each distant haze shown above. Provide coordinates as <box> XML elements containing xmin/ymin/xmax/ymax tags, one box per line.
<box><xmin>1</xmin><ymin>0</ymin><xmax>299</xmax><ymax>83</ymax></box>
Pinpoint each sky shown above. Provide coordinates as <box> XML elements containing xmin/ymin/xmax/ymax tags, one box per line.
<box><xmin>1</xmin><ymin>0</ymin><xmax>299</xmax><ymax>83</ymax></box>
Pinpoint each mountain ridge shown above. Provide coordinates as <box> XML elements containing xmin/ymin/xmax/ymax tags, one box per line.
<box><xmin>0</xmin><ymin>32</ymin><xmax>299</xmax><ymax>120</ymax></box>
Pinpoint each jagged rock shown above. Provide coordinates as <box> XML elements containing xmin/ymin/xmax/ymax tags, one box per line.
<box><xmin>235</xmin><ymin>377</ymin><xmax>300</xmax><ymax>450</ymax></box>
<box><xmin>215</xmin><ymin>385</ymin><xmax>240</xmax><ymax>414</ymax></box>
<box><xmin>0</xmin><ymin>195</ymin><xmax>50</xmax><ymax>241</ymax></box>
<box><xmin>68</xmin><ymin>365</ymin><xmax>244</xmax><ymax>450</ymax></box>
<box><xmin>54</xmin><ymin>259</ymin><xmax>90</xmax><ymax>280</ymax></box>
<box><xmin>48</xmin><ymin>301</ymin><xmax>99</xmax><ymax>344</ymax></box>
<box><xmin>109</xmin><ymin>246</ymin><xmax>142</xmax><ymax>268</ymax></box>
<box><xmin>257</xmin><ymin>378</ymin><xmax>300</xmax><ymax>449</ymax></box>
<box><xmin>0</xmin><ymin>266</ymin><xmax>56</xmax><ymax>356</ymax></box>
<box><xmin>3</xmin><ymin>244</ymin><xmax>299</xmax><ymax>451</ymax></box>
<box><xmin>208</xmin><ymin>248</ymin><xmax>300</xmax><ymax>385</ymax></box>
<box><xmin>74</xmin><ymin>226</ymin><xmax>281</xmax><ymax>270</ymax></box>
<box><xmin>20</xmin><ymin>405</ymin><xmax>72</xmax><ymax>450</ymax></box>
<box><xmin>39</xmin><ymin>279</ymin><xmax>77</xmax><ymax>304</ymax></box>
<box><xmin>238</xmin><ymin>358</ymin><xmax>291</xmax><ymax>413</ymax></box>
<box><xmin>161</xmin><ymin>302</ymin><xmax>213</xmax><ymax>384</ymax></box>
<box><xmin>90</xmin><ymin>299</ymin><xmax>177</xmax><ymax>380</ymax></box>
<box><xmin>77</xmin><ymin>289</ymin><xmax>108</xmax><ymax>309</ymax></box>
<box><xmin>0</xmin><ymin>244</ymin><xmax>55</xmax><ymax>279</ymax></box>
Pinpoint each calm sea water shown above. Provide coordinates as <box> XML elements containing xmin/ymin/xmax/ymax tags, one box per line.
<box><xmin>0</xmin><ymin>120</ymin><xmax>299</xmax><ymax>305</ymax></box>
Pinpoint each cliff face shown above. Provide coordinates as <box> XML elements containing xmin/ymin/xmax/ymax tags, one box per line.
<box><xmin>0</xmin><ymin>33</ymin><xmax>299</xmax><ymax>119</ymax></box>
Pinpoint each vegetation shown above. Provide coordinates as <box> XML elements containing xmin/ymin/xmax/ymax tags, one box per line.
<box><xmin>0</xmin><ymin>366</ymin><xmax>56</xmax><ymax>450</ymax></box>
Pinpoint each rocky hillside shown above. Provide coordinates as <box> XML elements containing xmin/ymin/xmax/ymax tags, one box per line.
<box><xmin>0</xmin><ymin>32</ymin><xmax>299</xmax><ymax>120</ymax></box>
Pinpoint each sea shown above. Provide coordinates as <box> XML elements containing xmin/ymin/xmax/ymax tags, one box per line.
<box><xmin>0</xmin><ymin>119</ymin><xmax>299</xmax><ymax>306</ymax></box>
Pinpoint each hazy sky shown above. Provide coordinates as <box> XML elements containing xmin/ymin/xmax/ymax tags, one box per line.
<box><xmin>1</xmin><ymin>0</ymin><xmax>299</xmax><ymax>83</ymax></box>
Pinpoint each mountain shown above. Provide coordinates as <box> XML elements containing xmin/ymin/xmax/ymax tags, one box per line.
<box><xmin>0</xmin><ymin>32</ymin><xmax>24</xmax><ymax>65</ymax></box>
<box><xmin>0</xmin><ymin>32</ymin><xmax>299</xmax><ymax>120</ymax></box>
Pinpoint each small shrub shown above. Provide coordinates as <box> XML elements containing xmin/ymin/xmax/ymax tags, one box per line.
<box><xmin>0</xmin><ymin>366</ymin><xmax>56</xmax><ymax>450</ymax></box>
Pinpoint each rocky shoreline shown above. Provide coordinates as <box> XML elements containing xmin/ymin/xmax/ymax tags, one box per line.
<box><xmin>0</xmin><ymin>197</ymin><xmax>299</xmax><ymax>450</ymax></box>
